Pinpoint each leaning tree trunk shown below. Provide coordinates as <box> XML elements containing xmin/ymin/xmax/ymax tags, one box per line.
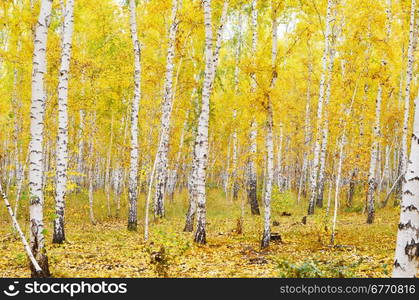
<box><xmin>366</xmin><ymin>84</ymin><xmax>382</xmax><ymax>224</ymax></box>
<box><xmin>53</xmin><ymin>0</ymin><xmax>75</xmax><ymax>245</ymax></box>
<box><xmin>127</xmin><ymin>0</ymin><xmax>142</xmax><ymax>231</ymax></box>
<box><xmin>247</xmin><ymin>0</ymin><xmax>260</xmax><ymax>215</ymax></box>
<box><xmin>28</xmin><ymin>0</ymin><xmax>53</xmax><ymax>278</ymax></box>
<box><xmin>308</xmin><ymin>0</ymin><xmax>333</xmax><ymax>215</ymax></box>
<box><xmin>1</xmin><ymin>183</ymin><xmax>43</xmax><ymax>276</ymax></box>
<box><xmin>154</xmin><ymin>0</ymin><xmax>180</xmax><ymax>218</ymax></box>
<box><xmin>392</xmin><ymin>89</ymin><xmax>419</xmax><ymax>278</ymax></box>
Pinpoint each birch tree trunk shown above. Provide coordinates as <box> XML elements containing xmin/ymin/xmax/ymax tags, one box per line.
<box><xmin>105</xmin><ymin>114</ymin><xmax>114</xmax><ymax>217</ymax></box>
<box><xmin>317</xmin><ymin>47</ymin><xmax>335</xmax><ymax>208</ymax></box>
<box><xmin>154</xmin><ymin>0</ymin><xmax>180</xmax><ymax>218</ymax></box>
<box><xmin>184</xmin><ymin>0</ymin><xmax>228</xmax><ymax>233</ymax></box>
<box><xmin>77</xmin><ymin>109</ymin><xmax>85</xmax><ymax>186</ymax></box>
<box><xmin>231</xmin><ymin>10</ymin><xmax>242</xmax><ymax>202</ymax></box>
<box><xmin>247</xmin><ymin>0</ymin><xmax>260</xmax><ymax>215</ymax></box>
<box><xmin>127</xmin><ymin>0</ymin><xmax>142</xmax><ymax>231</ymax></box>
<box><xmin>1</xmin><ymin>183</ymin><xmax>43</xmax><ymax>275</ymax></box>
<box><xmin>308</xmin><ymin>0</ymin><xmax>333</xmax><ymax>215</ymax></box>
<box><xmin>88</xmin><ymin>113</ymin><xmax>97</xmax><ymax>225</ymax></box>
<box><xmin>184</xmin><ymin>78</ymin><xmax>200</xmax><ymax>232</ymax></box>
<box><xmin>400</xmin><ymin>0</ymin><xmax>416</xmax><ymax>192</ymax></box>
<box><xmin>298</xmin><ymin>63</ymin><xmax>312</xmax><ymax>203</ymax></box>
<box><xmin>53</xmin><ymin>0</ymin><xmax>75</xmax><ymax>245</ymax></box>
<box><xmin>261</xmin><ymin>7</ymin><xmax>278</xmax><ymax>249</ymax></box>
<box><xmin>193</xmin><ymin>0</ymin><xmax>214</xmax><ymax>244</ymax></box>
<box><xmin>392</xmin><ymin>90</ymin><xmax>419</xmax><ymax>277</ymax></box>
<box><xmin>168</xmin><ymin>116</ymin><xmax>187</xmax><ymax>201</ymax></box>
<box><xmin>366</xmin><ymin>84</ymin><xmax>382</xmax><ymax>224</ymax></box>
<box><xmin>14</xmin><ymin>154</ymin><xmax>28</xmax><ymax>219</ymax></box>
<box><xmin>330</xmin><ymin>135</ymin><xmax>345</xmax><ymax>245</ymax></box>
<box><xmin>28</xmin><ymin>0</ymin><xmax>53</xmax><ymax>278</ymax></box>
<box><xmin>276</xmin><ymin>123</ymin><xmax>283</xmax><ymax>189</ymax></box>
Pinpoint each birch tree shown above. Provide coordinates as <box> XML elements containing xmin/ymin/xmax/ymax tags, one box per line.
<box><xmin>231</xmin><ymin>9</ymin><xmax>242</xmax><ymax>201</ymax></box>
<box><xmin>193</xmin><ymin>0</ymin><xmax>215</xmax><ymax>244</ymax></box>
<box><xmin>154</xmin><ymin>0</ymin><xmax>180</xmax><ymax>218</ymax></box>
<box><xmin>184</xmin><ymin>0</ymin><xmax>228</xmax><ymax>233</ymax></box>
<box><xmin>27</xmin><ymin>0</ymin><xmax>53</xmax><ymax>278</ymax></box>
<box><xmin>127</xmin><ymin>0</ymin><xmax>142</xmax><ymax>231</ymax></box>
<box><xmin>400</xmin><ymin>0</ymin><xmax>416</xmax><ymax>196</ymax></box>
<box><xmin>247</xmin><ymin>0</ymin><xmax>260</xmax><ymax>215</ymax></box>
<box><xmin>317</xmin><ymin>46</ymin><xmax>336</xmax><ymax>208</ymax></box>
<box><xmin>53</xmin><ymin>0</ymin><xmax>75</xmax><ymax>244</ymax></box>
<box><xmin>366</xmin><ymin>84</ymin><xmax>382</xmax><ymax>224</ymax></box>
<box><xmin>308</xmin><ymin>0</ymin><xmax>334</xmax><ymax>215</ymax></box>
<box><xmin>261</xmin><ymin>4</ymin><xmax>278</xmax><ymax>249</ymax></box>
<box><xmin>77</xmin><ymin>109</ymin><xmax>85</xmax><ymax>185</ymax></box>
<box><xmin>392</xmin><ymin>90</ymin><xmax>419</xmax><ymax>277</ymax></box>
<box><xmin>1</xmin><ymin>183</ymin><xmax>43</xmax><ymax>276</ymax></box>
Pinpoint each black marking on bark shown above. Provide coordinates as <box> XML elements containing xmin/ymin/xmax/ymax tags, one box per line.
<box><xmin>405</xmin><ymin>240</ymin><xmax>419</xmax><ymax>258</ymax></box>
<box><xmin>404</xmin><ymin>205</ymin><xmax>419</xmax><ymax>213</ymax></box>
<box><xmin>393</xmin><ymin>259</ymin><xmax>404</xmax><ymax>270</ymax></box>
<box><xmin>404</xmin><ymin>189</ymin><xmax>414</xmax><ymax>196</ymax></box>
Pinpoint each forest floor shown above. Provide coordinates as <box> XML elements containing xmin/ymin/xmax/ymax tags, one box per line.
<box><xmin>0</xmin><ymin>188</ymin><xmax>399</xmax><ymax>278</ymax></box>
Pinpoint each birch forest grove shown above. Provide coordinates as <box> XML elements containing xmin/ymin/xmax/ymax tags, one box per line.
<box><xmin>0</xmin><ymin>0</ymin><xmax>419</xmax><ymax>278</ymax></box>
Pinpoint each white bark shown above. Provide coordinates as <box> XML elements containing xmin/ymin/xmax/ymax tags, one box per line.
<box><xmin>144</xmin><ymin>139</ymin><xmax>160</xmax><ymax>241</ymax></box>
<box><xmin>392</xmin><ymin>91</ymin><xmax>419</xmax><ymax>277</ymax></box>
<box><xmin>401</xmin><ymin>0</ymin><xmax>416</xmax><ymax>182</ymax></box>
<box><xmin>211</xmin><ymin>0</ymin><xmax>228</xmax><ymax>83</ymax></box>
<box><xmin>247</xmin><ymin>0</ymin><xmax>259</xmax><ymax>215</ymax></box>
<box><xmin>127</xmin><ymin>0</ymin><xmax>142</xmax><ymax>231</ymax></box>
<box><xmin>231</xmin><ymin>10</ymin><xmax>242</xmax><ymax>201</ymax></box>
<box><xmin>88</xmin><ymin>113</ymin><xmax>97</xmax><ymax>225</ymax></box>
<box><xmin>317</xmin><ymin>47</ymin><xmax>336</xmax><ymax>207</ymax></box>
<box><xmin>261</xmin><ymin>7</ymin><xmax>278</xmax><ymax>249</ymax></box>
<box><xmin>54</xmin><ymin>0</ymin><xmax>75</xmax><ymax>244</ymax></box>
<box><xmin>77</xmin><ymin>109</ymin><xmax>85</xmax><ymax>184</ymax></box>
<box><xmin>193</xmin><ymin>0</ymin><xmax>214</xmax><ymax>244</ymax></box>
<box><xmin>366</xmin><ymin>84</ymin><xmax>382</xmax><ymax>224</ymax></box>
<box><xmin>224</xmin><ymin>136</ymin><xmax>231</xmax><ymax>199</ymax></box>
<box><xmin>14</xmin><ymin>154</ymin><xmax>28</xmax><ymax>219</ymax></box>
<box><xmin>380</xmin><ymin>144</ymin><xmax>391</xmax><ymax>193</ymax></box>
<box><xmin>28</xmin><ymin>0</ymin><xmax>53</xmax><ymax>277</ymax></box>
<box><xmin>154</xmin><ymin>0</ymin><xmax>180</xmax><ymax>218</ymax></box>
<box><xmin>298</xmin><ymin>63</ymin><xmax>312</xmax><ymax>203</ymax></box>
<box><xmin>185</xmin><ymin>0</ymin><xmax>228</xmax><ymax>233</ymax></box>
<box><xmin>308</xmin><ymin>0</ymin><xmax>333</xmax><ymax>215</ymax></box>
<box><xmin>184</xmin><ymin>69</ymin><xmax>200</xmax><ymax>232</ymax></box>
<box><xmin>167</xmin><ymin>116</ymin><xmax>187</xmax><ymax>201</ymax></box>
<box><xmin>330</xmin><ymin>136</ymin><xmax>345</xmax><ymax>245</ymax></box>
<box><xmin>105</xmin><ymin>114</ymin><xmax>114</xmax><ymax>217</ymax></box>
<box><xmin>276</xmin><ymin>123</ymin><xmax>283</xmax><ymax>190</ymax></box>
<box><xmin>1</xmin><ymin>183</ymin><xmax>42</xmax><ymax>275</ymax></box>
<box><xmin>386</xmin><ymin>0</ymin><xmax>392</xmax><ymax>39</ymax></box>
